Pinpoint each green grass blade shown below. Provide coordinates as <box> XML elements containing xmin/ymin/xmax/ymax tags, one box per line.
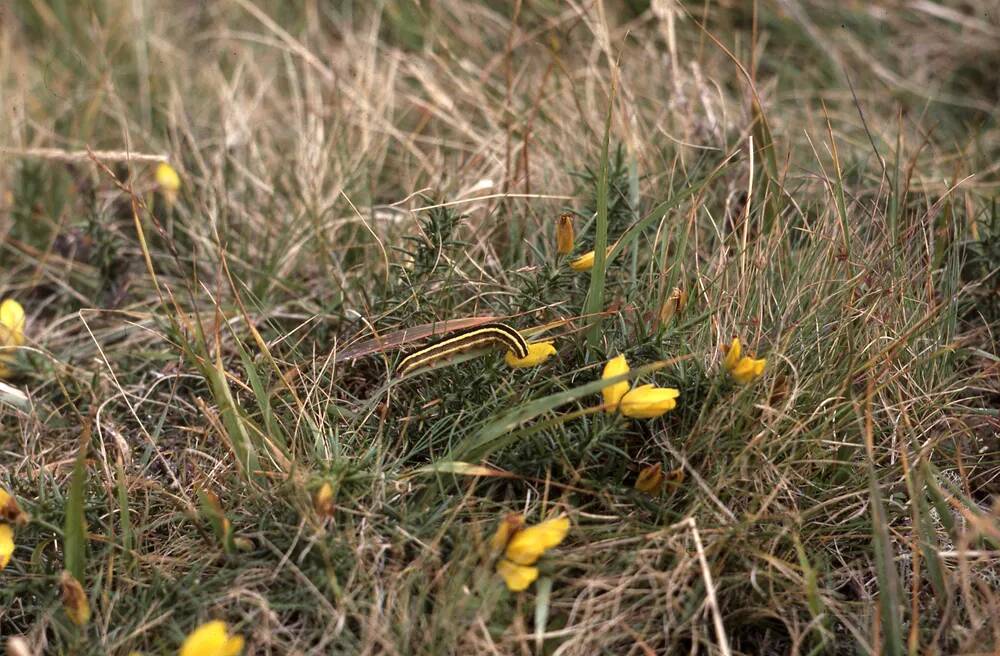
<box><xmin>115</xmin><ymin>460</ymin><xmax>133</xmax><ymax>559</ymax></box>
<box><xmin>64</xmin><ymin>431</ymin><xmax>89</xmax><ymax>582</ymax></box>
<box><xmin>534</xmin><ymin>576</ymin><xmax>553</xmax><ymax>650</ymax></box>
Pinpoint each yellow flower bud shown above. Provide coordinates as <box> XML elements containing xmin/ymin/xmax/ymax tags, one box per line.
<box><xmin>59</xmin><ymin>571</ymin><xmax>91</xmax><ymax>626</ymax></box>
<box><xmin>314</xmin><ymin>482</ymin><xmax>335</xmax><ymax>518</ymax></box>
<box><xmin>155</xmin><ymin>162</ymin><xmax>181</xmax><ymax>205</ymax></box>
<box><xmin>555</xmin><ymin>213</ymin><xmax>575</xmax><ymax>255</ymax></box>
<box><xmin>658</xmin><ymin>287</ymin><xmax>687</xmax><ymax>326</ymax></box>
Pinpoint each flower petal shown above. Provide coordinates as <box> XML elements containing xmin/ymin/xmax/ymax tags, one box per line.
<box><xmin>601</xmin><ymin>354</ymin><xmax>630</xmax><ymax>412</ymax></box>
<box><xmin>619</xmin><ymin>385</ymin><xmax>680</xmax><ymax>419</ymax></box>
<box><xmin>496</xmin><ymin>559</ymin><xmax>539</xmax><ymax>592</ymax></box>
<box><xmin>569</xmin><ymin>250</ymin><xmax>595</xmax><ymax>271</ymax></box>
<box><xmin>731</xmin><ymin>357</ymin><xmax>766</xmax><ymax>384</ymax></box>
<box><xmin>223</xmin><ymin>637</ymin><xmax>245</xmax><ymax>656</ymax></box>
<box><xmin>180</xmin><ymin>621</ymin><xmax>243</xmax><ymax>656</ymax></box>
<box><xmin>0</xmin><ymin>523</ymin><xmax>13</xmax><ymax>569</ymax></box>
<box><xmin>505</xmin><ymin>341</ymin><xmax>556</xmax><ymax>368</ymax></box>
<box><xmin>504</xmin><ymin>516</ymin><xmax>569</xmax><ymax>566</ymax></box>
<box><xmin>722</xmin><ymin>337</ymin><xmax>741</xmax><ymax>371</ymax></box>
<box><xmin>0</xmin><ymin>299</ymin><xmax>25</xmax><ymax>347</ymax></box>
<box><xmin>155</xmin><ymin>162</ymin><xmax>181</xmax><ymax>192</ymax></box>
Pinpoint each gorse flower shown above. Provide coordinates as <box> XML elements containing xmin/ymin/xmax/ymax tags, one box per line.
<box><xmin>634</xmin><ymin>463</ymin><xmax>664</xmax><ymax>494</ymax></box>
<box><xmin>555</xmin><ymin>213</ymin><xmax>575</xmax><ymax>255</ymax></box>
<box><xmin>0</xmin><ymin>523</ymin><xmax>12</xmax><ymax>569</ymax></box>
<box><xmin>496</xmin><ymin>558</ymin><xmax>540</xmax><ymax>591</ymax></box>
<box><xmin>504</xmin><ymin>517</ymin><xmax>569</xmax><ymax>565</ymax></box>
<box><xmin>0</xmin><ymin>299</ymin><xmax>25</xmax><ymax>346</ymax></box>
<box><xmin>0</xmin><ymin>299</ymin><xmax>25</xmax><ymax>379</ymax></box>
<box><xmin>492</xmin><ymin>515</ymin><xmax>569</xmax><ymax>592</ymax></box>
<box><xmin>504</xmin><ymin>341</ymin><xmax>556</xmax><ymax>368</ymax></box>
<box><xmin>619</xmin><ymin>384</ymin><xmax>680</xmax><ymax>418</ymax></box>
<box><xmin>155</xmin><ymin>162</ymin><xmax>181</xmax><ymax>205</ymax></box>
<box><xmin>569</xmin><ymin>250</ymin><xmax>595</xmax><ymax>271</ymax></box>
<box><xmin>59</xmin><ymin>571</ymin><xmax>91</xmax><ymax>626</ymax></box>
<box><xmin>600</xmin><ymin>354</ymin><xmax>679</xmax><ymax>419</ymax></box>
<box><xmin>0</xmin><ymin>488</ymin><xmax>26</xmax><ymax>572</ymax></box>
<box><xmin>601</xmin><ymin>354</ymin><xmax>630</xmax><ymax>412</ymax></box>
<box><xmin>723</xmin><ymin>337</ymin><xmax>766</xmax><ymax>384</ymax></box>
<box><xmin>314</xmin><ymin>481</ymin><xmax>335</xmax><ymax>518</ymax></box>
<box><xmin>179</xmin><ymin>621</ymin><xmax>244</xmax><ymax>656</ymax></box>
<box><xmin>0</xmin><ymin>488</ymin><xmax>28</xmax><ymax>526</ymax></box>
<box><xmin>569</xmin><ymin>246</ymin><xmax>613</xmax><ymax>272</ymax></box>
<box><xmin>489</xmin><ymin>513</ymin><xmax>524</xmax><ymax>551</ymax></box>
<box><xmin>658</xmin><ymin>287</ymin><xmax>688</xmax><ymax>326</ymax></box>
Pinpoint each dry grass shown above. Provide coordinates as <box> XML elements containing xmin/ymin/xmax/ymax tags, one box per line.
<box><xmin>1</xmin><ymin>1</ymin><xmax>999</xmax><ymax>654</ymax></box>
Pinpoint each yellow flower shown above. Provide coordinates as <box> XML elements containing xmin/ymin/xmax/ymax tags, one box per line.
<box><xmin>0</xmin><ymin>299</ymin><xmax>25</xmax><ymax>379</ymax></box>
<box><xmin>0</xmin><ymin>523</ymin><xmax>13</xmax><ymax>569</ymax></box>
<box><xmin>0</xmin><ymin>488</ymin><xmax>28</xmax><ymax>526</ymax></box>
<box><xmin>179</xmin><ymin>621</ymin><xmax>244</xmax><ymax>656</ymax></box>
<box><xmin>555</xmin><ymin>213</ymin><xmax>575</xmax><ymax>255</ymax></box>
<box><xmin>503</xmin><ymin>516</ymin><xmax>570</xmax><ymax>566</ymax></box>
<box><xmin>155</xmin><ymin>162</ymin><xmax>181</xmax><ymax>205</ymax></box>
<box><xmin>569</xmin><ymin>250</ymin><xmax>595</xmax><ymax>271</ymax></box>
<box><xmin>634</xmin><ymin>463</ymin><xmax>664</xmax><ymax>494</ymax></box>
<box><xmin>59</xmin><ymin>571</ymin><xmax>91</xmax><ymax>626</ymax></box>
<box><xmin>504</xmin><ymin>341</ymin><xmax>556</xmax><ymax>368</ymax></box>
<box><xmin>0</xmin><ymin>299</ymin><xmax>25</xmax><ymax>346</ymax></box>
<box><xmin>601</xmin><ymin>354</ymin><xmax>630</xmax><ymax>412</ymax></box>
<box><xmin>722</xmin><ymin>337</ymin><xmax>766</xmax><ymax>384</ymax></box>
<box><xmin>314</xmin><ymin>482</ymin><xmax>335</xmax><ymax>518</ymax></box>
<box><xmin>570</xmin><ymin>246</ymin><xmax>614</xmax><ymax>271</ymax></box>
<box><xmin>496</xmin><ymin>559</ymin><xmax>539</xmax><ymax>592</ymax></box>
<box><xmin>619</xmin><ymin>384</ymin><xmax>680</xmax><ymax>419</ymax></box>
<box><xmin>492</xmin><ymin>515</ymin><xmax>569</xmax><ymax>592</ymax></box>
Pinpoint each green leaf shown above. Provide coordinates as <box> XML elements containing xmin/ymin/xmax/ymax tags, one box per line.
<box><xmin>64</xmin><ymin>433</ymin><xmax>89</xmax><ymax>582</ymax></box>
<box><xmin>868</xmin><ymin>452</ymin><xmax>903</xmax><ymax>655</ymax></box>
